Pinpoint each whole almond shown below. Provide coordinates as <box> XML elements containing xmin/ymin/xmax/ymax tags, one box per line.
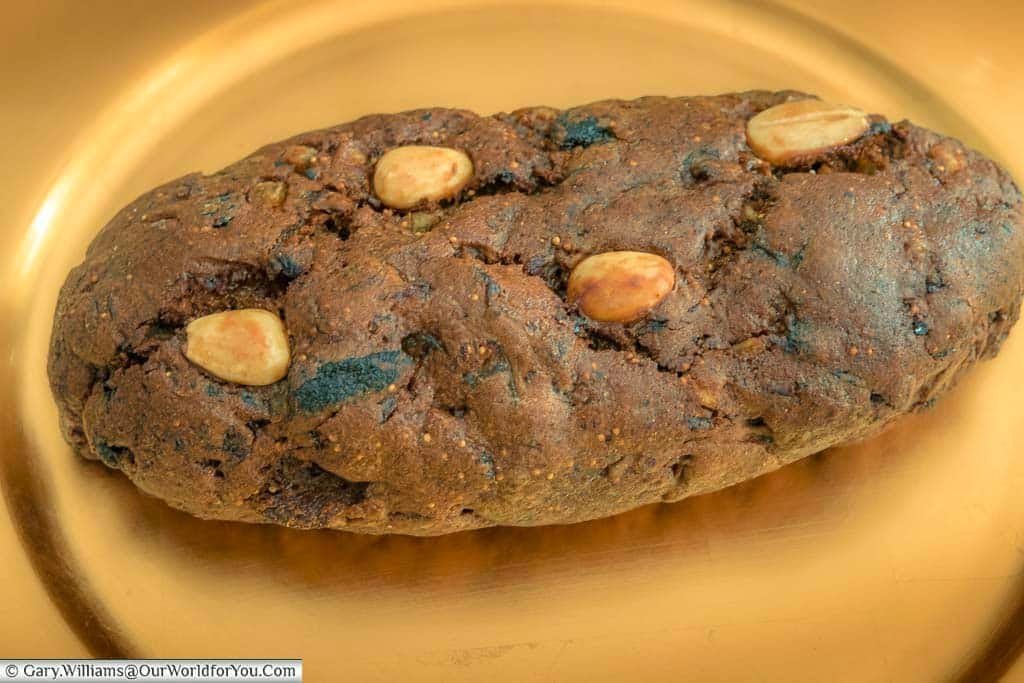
<box><xmin>373</xmin><ymin>145</ymin><xmax>474</xmax><ymax>209</ymax></box>
<box><xmin>746</xmin><ymin>99</ymin><xmax>869</xmax><ymax>164</ymax></box>
<box><xmin>568</xmin><ymin>251</ymin><xmax>675</xmax><ymax>323</ymax></box>
<box><xmin>185</xmin><ymin>309</ymin><xmax>291</xmax><ymax>386</ymax></box>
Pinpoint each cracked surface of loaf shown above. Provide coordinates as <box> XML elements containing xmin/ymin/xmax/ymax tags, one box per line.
<box><xmin>48</xmin><ymin>91</ymin><xmax>1024</xmax><ymax>535</ymax></box>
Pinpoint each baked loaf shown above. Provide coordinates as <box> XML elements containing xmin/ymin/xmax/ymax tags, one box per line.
<box><xmin>48</xmin><ymin>92</ymin><xmax>1024</xmax><ymax>535</ymax></box>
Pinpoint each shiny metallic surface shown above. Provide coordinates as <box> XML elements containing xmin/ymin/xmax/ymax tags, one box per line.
<box><xmin>2</xmin><ymin>1</ymin><xmax>1023</xmax><ymax>680</ymax></box>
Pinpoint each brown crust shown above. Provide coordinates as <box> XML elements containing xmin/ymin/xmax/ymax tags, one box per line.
<box><xmin>47</xmin><ymin>91</ymin><xmax>1024</xmax><ymax>535</ymax></box>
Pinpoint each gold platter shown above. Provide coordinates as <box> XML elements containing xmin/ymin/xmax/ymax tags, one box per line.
<box><xmin>3</xmin><ymin>1</ymin><xmax>1024</xmax><ymax>680</ymax></box>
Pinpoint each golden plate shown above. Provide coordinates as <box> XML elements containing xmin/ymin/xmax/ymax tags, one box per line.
<box><xmin>3</xmin><ymin>1</ymin><xmax>1024</xmax><ymax>680</ymax></box>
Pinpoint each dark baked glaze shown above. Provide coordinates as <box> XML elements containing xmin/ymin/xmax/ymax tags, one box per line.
<box><xmin>48</xmin><ymin>91</ymin><xmax>1024</xmax><ymax>535</ymax></box>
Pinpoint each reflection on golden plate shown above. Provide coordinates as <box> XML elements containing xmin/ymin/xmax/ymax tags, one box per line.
<box><xmin>2</xmin><ymin>1</ymin><xmax>1024</xmax><ymax>680</ymax></box>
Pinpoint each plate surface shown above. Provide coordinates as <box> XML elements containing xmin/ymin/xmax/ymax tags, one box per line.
<box><xmin>3</xmin><ymin>1</ymin><xmax>1024</xmax><ymax>680</ymax></box>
